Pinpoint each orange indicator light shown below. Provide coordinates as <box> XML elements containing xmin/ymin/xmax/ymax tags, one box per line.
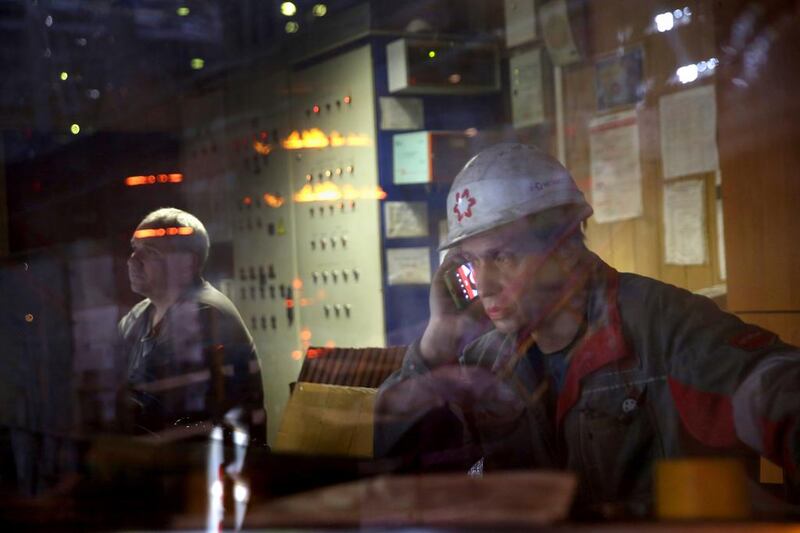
<box><xmin>293</xmin><ymin>182</ymin><xmax>387</xmax><ymax>203</ymax></box>
<box><xmin>281</xmin><ymin>128</ymin><xmax>371</xmax><ymax>150</ymax></box>
<box><xmin>125</xmin><ymin>173</ymin><xmax>183</xmax><ymax>186</ymax></box>
<box><xmin>253</xmin><ymin>140</ymin><xmax>273</xmax><ymax>155</ymax></box>
<box><xmin>263</xmin><ymin>193</ymin><xmax>285</xmax><ymax>207</ymax></box>
<box><xmin>133</xmin><ymin>227</ymin><xmax>194</xmax><ymax>239</ymax></box>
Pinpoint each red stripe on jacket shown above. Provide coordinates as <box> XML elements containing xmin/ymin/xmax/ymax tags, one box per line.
<box><xmin>668</xmin><ymin>377</ymin><xmax>739</xmax><ymax>448</ymax></box>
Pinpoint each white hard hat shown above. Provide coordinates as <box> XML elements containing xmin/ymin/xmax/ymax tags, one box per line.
<box><xmin>440</xmin><ymin>143</ymin><xmax>592</xmax><ymax>250</ymax></box>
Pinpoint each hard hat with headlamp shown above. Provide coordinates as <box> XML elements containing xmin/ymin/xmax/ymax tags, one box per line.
<box><xmin>440</xmin><ymin>143</ymin><xmax>593</xmax><ymax>250</ymax></box>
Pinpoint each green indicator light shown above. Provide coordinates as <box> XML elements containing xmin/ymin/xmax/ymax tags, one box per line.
<box><xmin>280</xmin><ymin>2</ymin><xmax>297</xmax><ymax>16</ymax></box>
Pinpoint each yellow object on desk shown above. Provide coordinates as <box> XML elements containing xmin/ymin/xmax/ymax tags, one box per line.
<box><xmin>655</xmin><ymin>458</ymin><xmax>751</xmax><ymax>520</ymax></box>
<box><xmin>274</xmin><ymin>382</ymin><xmax>376</xmax><ymax>458</ymax></box>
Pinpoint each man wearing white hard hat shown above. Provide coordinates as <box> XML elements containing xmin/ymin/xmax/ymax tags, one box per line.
<box><xmin>375</xmin><ymin>143</ymin><xmax>799</xmax><ymax>515</ymax></box>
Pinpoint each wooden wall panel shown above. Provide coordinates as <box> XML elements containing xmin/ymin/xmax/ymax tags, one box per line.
<box><xmin>715</xmin><ymin>0</ymin><xmax>800</xmax><ymax>312</ymax></box>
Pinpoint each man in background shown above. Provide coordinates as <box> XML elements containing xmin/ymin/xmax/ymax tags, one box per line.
<box><xmin>118</xmin><ymin>207</ymin><xmax>266</xmax><ymax>449</ymax></box>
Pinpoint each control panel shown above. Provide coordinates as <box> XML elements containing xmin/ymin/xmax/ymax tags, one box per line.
<box><xmin>222</xmin><ymin>48</ymin><xmax>386</xmax><ymax>443</ymax></box>
<box><xmin>226</xmin><ymin>72</ymin><xmax>303</xmax><ymax>444</ymax></box>
<box><xmin>288</xmin><ymin>45</ymin><xmax>386</xmax><ymax>350</ymax></box>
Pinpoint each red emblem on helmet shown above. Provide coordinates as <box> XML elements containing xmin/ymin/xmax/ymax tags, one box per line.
<box><xmin>453</xmin><ymin>188</ymin><xmax>477</xmax><ymax>222</ymax></box>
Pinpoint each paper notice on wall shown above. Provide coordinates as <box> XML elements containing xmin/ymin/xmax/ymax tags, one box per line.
<box><xmin>663</xmin><ymin>179</ymin><xmax>708</xmax><ymax>265</ymax></box>
<box><xmin>384</xmin><ymin>201</ymin><xmax>429</xmax><ymax>238</ymax></box>
<box><xmin>659</xmin><ymin>85</ymin><xmax>719</xmax><ymax>179</ymax></box>
<box><xmin>379</xmin><ymin>97</ymin><xmax>424</xmax><ymax>131</ymax></box>
<box><xmin>393</xmin><ymin>131</ymin><xmax>430</xmax><ymax>184</ymax></box>
<box><xmin>386</xmin><ymin>247</ymin><xmax>432</xmax><ymax>285</ymax></box>
<box><xmin>540</xmin><ymin>0</ymin><xmax>581</xmax><ymax>66</ymax></box>
<box><xmin>589</xmin><ymin>110</ymin><xmax>643</xmax><ymax>223</ymax></box>
<box><xmin>504</xmin><ymin>0</ymin><xmax>537</xmax><ymax>48</ymax></box>
<box><xmin>510</xmin><ymin>48</ymin><xmax>546</xmax><ymax>128</ymax></box>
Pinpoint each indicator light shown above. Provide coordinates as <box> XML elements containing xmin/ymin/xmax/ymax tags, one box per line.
<box><xmin>280</xmin><ymin>2</ymin><xmax>297</xmax><ymax>16</ymax></box>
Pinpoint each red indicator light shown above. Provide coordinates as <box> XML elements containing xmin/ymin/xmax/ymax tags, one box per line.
<box><xmin>306</xmin><ymin>347</ymin><xmax>329</xmax><ymax>359</ymax></box>
<box><xmin>243</xmin><ymin>196</ymin><xmax>252</xmax><ymax>205</ymax></box>
<box><xmin>260</xmin><ymin>131</ymin><xmax>268</xmax><ymax>140</ymax></box>
<box><xmin>312</xmin><ymin>104</ymin><xmax>320</xmax><ymax>114</ymax></box>
<box><xmin>343</xmin><ymin>95</ymin><xmax>351</xmax><ymax>104</ymax></box>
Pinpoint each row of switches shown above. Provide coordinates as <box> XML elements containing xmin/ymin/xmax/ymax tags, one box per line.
<box><xmin>312</xmin><ymin>269</ymin><xmax>359</xmax><ymax>284</ymax></box>
<box><xmin>323</xmin><ymin>304</ymin><xmax>352</xmax><ymax>318</ymax></box>
<box><xmin>310</xmin><ymin>236</ymin><xmax>348</xmax><ymax>250</ymax></box>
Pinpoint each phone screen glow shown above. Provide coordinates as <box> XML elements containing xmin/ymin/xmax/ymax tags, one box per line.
<box><xmin>455</xmin><ymin>263</ymin><xmax>479</xmax><ymax>300</ymax></box>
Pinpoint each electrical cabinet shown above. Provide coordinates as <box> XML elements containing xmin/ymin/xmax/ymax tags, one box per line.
<box><xmin>221</xmin><ymin>47</ymin><xmax>385</xmax><ymax>444</ymax></box>
<box><xmin>288</xmin><ymin>45</ymin><xmax>386</xmax><ymax>350</ymax></box>
<box><xmin>225</xmin><ymin>72</ymin><xmax>303</xmax><ymax>445</ymax></box>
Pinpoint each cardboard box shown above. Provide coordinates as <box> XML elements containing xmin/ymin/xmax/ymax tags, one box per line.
<box><xmin>274</xmin><ymin>382</ymin><xmax>376</xmax><ymax>458</ymax></box>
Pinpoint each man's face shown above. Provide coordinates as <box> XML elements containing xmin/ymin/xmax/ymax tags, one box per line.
<box><xmin>457</xmin><ymin>216</ymin><xmax>576</xmax><ymax>335</ymax></box>
<box><xmin>127</xmin><ymin>232</ymin><xmax>195</xmax><ymax>298</ymax></box>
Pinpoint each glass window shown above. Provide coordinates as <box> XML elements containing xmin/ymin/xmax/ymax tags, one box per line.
<box><xmin>1</xmin><ymin>0</ymin><xmax>798</xmax><ymax>528</ymax></box>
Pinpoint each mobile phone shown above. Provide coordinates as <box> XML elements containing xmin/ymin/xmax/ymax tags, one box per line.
<box><xmin>444</xmin><ymin>262</ymin><xmax>479</xmax><ymax>309</ymax></box>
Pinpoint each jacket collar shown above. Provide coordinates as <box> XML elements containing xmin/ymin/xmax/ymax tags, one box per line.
<box><xmin>555</xmin><ymin>257</ymin><xmax>632</xmax><ymax>426</ymax></box>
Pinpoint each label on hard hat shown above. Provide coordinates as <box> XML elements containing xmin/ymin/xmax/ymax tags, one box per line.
<box><xmin>453</xmin><ymin>188</ymin><xmax>477</xmax><ymax>222</ymax></box>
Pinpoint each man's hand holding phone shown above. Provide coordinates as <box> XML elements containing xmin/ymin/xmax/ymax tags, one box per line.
<box><xmin>419</xmin><ymin>250</ymin><xmax>492</xmax><ymax>367</ymax></box>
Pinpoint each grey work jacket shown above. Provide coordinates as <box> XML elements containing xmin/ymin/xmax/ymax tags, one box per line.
<box><xmin>375</xmin><ymin>257</ymin><xmax>800</xmax><ymax>512</ymax></box>
<box><xmin>118</xmin><ymin>281</ymin><xmax>266</xmax><ymax>446</ymax></box>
